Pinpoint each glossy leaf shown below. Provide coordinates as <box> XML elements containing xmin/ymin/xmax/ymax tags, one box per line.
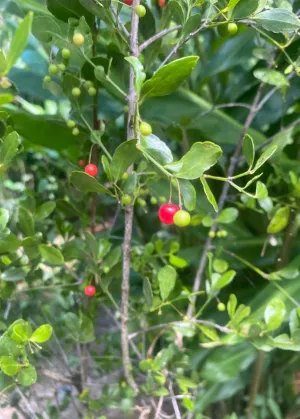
<box><xmin>18</xmin><ymin>207</ymin><xmax>35</xmax><ymax>237</ymax></box>
<box><xmin>265</xmin><ymin>298</ymin><xmax>286</xmax><ymax>331</ymax></box>
<box><xmin>255</xmin><ymin>181</ymin><xmax>268</xmax><ymax>199</ymax></box>
<box><xmin>165</xmin><ymin>142</ymin><xmax>222</xmax><ymax>180</ymax></box>
<box><xmin>110</xmin><ymin>139</ymin><xmax>140</xmax><ymax>182</ymax></box>
<box><xmin>70</xmin><ymin>171</ymin><xmax>113</xmax><ymax>196</ymax></box>
<box><xmin>39</xmin><ymin>244</ymin><xmax>64</xmax><ymax>265</ymax></box>
<box><xmin>176</xmin><ymin>179</ymin><xmax>196</xmax><ymax>211</ymax></box>
<box><xmin>141</xmin><ymin>56</ymin><xmax>199</xmax><ymax>99</ymax></box>
<box><xmin>141</xmin><ymin>134</ymin><xmax>173</xmax><ymax>165</ymax></box>
<box><xmin>218</xmin><ymin>208</ymin><xmax>238</xmax><ymax>224</ymax></box>
<box><xmin>17</xmin><ymin>365</ymin><xmax>37</xmax><ymax>386</ymax></box>
<box><xmin>251</xmin><ymin>145</ymin><xmax>277</xmax><ymax>173</ymax></box>
<box><xmin>0</xmin><ymin>131</ymin><xmax>20</xmax><ymax>171</ymax></box>
<box><xmin>267</xmin><ymin>206</ymin><xmax>289</xmax><ymax>234</ymax></box>
<box><xmin>200</xmin><ymin>176</ymin><xmax>218</xmax><ymax>212</ymax></box>
<box><xmin>125</xmin><ymin>57</ymin><xmax>146</xmax><ymax>94</ymax></box>
<box><xmin>228</xmin><ymin>294</ymin><xmax>238</xmax><ymax>319</ymax></box>
<box><xmin>254</xmin><ymin>69</ymin><xmax>289</xmax><ymax>88</ymax></box>
<box><xmin>35</xmin><ymin>201</ymin><xmax>56</xmax><ymax>221</ymax></box>
<box><xmin>0</xmin><ymin>356</ymin><xmax>21</xmax><ymax>376</ymax></box>
<box><xmin>254</xmin><ymin>9</ymin><xmax>300</xmax><ymax>33</ymax></box>
<box><xmin>2</xmin><ymin>267</ymin><xmax>26</xmax><ymax>282</ymax></box>
<box><xmin>242</xmin><ymin>134</ymin><xmax>255</xmax><ymax>168</ymax></box>
<box><xmin>158</xmin><ymin>265</ymin><xmax>176</xmax><ymax>301</ymax></box>
<box><xmin>232</xmin><ymin>0</ymin><xmax>259</xmax><ymax>18</ymax></box>
<box><xmin>212</xmin><ymin>270</ymin><xmax>236</xmax><ymax>291</ymax></box>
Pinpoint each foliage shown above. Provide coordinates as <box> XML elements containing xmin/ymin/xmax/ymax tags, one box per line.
<box><xmin>0</xmin><ymin>0</ymin><xmax>300</xmax><ymax>417</ymax></box>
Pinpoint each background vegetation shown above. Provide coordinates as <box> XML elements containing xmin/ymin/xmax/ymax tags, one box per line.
<box><xmin>0</xmin><ymin>0</ymin><xmax>300</xmax><ymax>417</ymax></box>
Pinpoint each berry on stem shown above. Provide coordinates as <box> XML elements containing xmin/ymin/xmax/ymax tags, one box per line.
<box><xmin>44</xmin><ymin>75</ymin><xmax>52</xmax><ymax>83</ymax></box>
<box><xmin>227</xmin><ymin>22</ymin><xmax>238</xmax><ymax>35</ymax></box>
<box><xmin>159</xmin><ymin>196</ymin><xmax>167</xmax><ymax>204</ymax></box>
<box><xmin>208</xmin><ymin>231</ymin><xmax>215</xmax><ymax>238</ymax></box>
<box><xmin>158</xmin><ymin>0</ymin><xmax>166</xmax><ymax>7</ymax></box>
<box><xmin>121</xmin><ymin>173</ymin><xmax>129</xmax><ymax>180</ymax></box>
<box><xmin>48</xmin><ymin>64</ymin><xmax>58</xmax><ymax>75</ymax></box>
<box><xmin>137</xmin><ymin>198</ymin><xmax>146</xmax><ymax>207</ymax></box>
<box><xmin>159</xmin><ymin>203</ymin><xmax>179</xmax><ymax>225</ymax></box>
<box><xmin>58</xmin><ymin>63</ymin><xmax>66</xmax><ymax>72</ymax></box>
<box><xmin>88</xmin><ymin>87</ymin><xmax>97</xmax><ymax>96</ymax></box>
<box><xmin>122</xmin><ymin>194</ymin><xmax>132</xmax><ymax>205</ymax></box>
<box><xmin>173</xmin><ymin>210</ymin><xmax>191</xmax><ymax>227</ymax></box>
<box><xmin>78</xmin><ymin>159</ymin><xmax>85</xmax><ymax>167</ymax></box>
<box><xmin>73</xmin><ymin>33</ymin><xmax>85</xmax><ymax>46</ymax></box>
<box><xmin>67</xmin><ymin>120</ymin><xmax>76</xmax><ymax>128</ymax></box>
<box><xmin>72</xmin><ymin>127</ymin><xmax>79</xmax><ymax>136</ymax></box>
<box><xmin>140</xmin><ymin>121</ymin><xmax>152</xmax><ymax>136</ymax></box>
<box><xmin>84</xmin><ymin>285</ymin><xmax>96</xmax><ymax>297</ymax></box>
<box><xmin>135</xmin><ymin>5</ymin><xmax>146</xmax><ymax>17</ymax></box>
<box><xmin>72</xmin><ymin>87</ymin><xmax>81</xmax><ymax>97</ymax></box>
<box><xmin>62</xmin><ymin>48</ymin><xmax>71</xmax><ymax>59</ymax></box>
<box><xmin>85</xmin><ymin>163</ymin><xmax>98</xmax><ymax>177</ymax></box>
<box><xmin>150</xmin><ymin>197</ymin><xmax>158</xmax><ymax>205</ymax></box>
<box><xmin>218</xmin><ymin>302</ymin><xmax>226</xmax><ymax>312</ymax></box>
<box><xmin>125</xmin><ymin>0</ymin><xmax>133</xmax><ymax>4</ymax></box>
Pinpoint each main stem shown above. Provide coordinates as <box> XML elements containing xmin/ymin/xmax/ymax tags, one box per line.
<box><xmin>186</xmin><ymin>84</ymin><xmax>264</xmax><ymax>318</ymax></box>
<box><xmin>121</xmin><ymin>0</ymin><xmax>140</xmax><ymax>393</ymax></box>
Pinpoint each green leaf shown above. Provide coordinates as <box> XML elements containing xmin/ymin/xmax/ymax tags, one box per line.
<box><xmin>0</xmin><ymin>356</ymin><xmax>21</xmax><ymax>376</ymax></box>
<box><xmin>141</xmin><ymin>134</ymin><xmax>173</xmax><ymax>165</ymax></box>
<box><xmin>264</xmin><ymin>298</ymin><xmax>286</xmax><ymax>331</ymax></box>
<box><xmin>169</xmin><ymin>254</ymin><xmax>187</xmax><ymax>268</ymax></box>
<box><xmin>212</xmin><ymin>270</ymin><xmax>236</xmax><ymax>291</ymax></box>
<box><xmin>158</xmin><ymin>265</ymin><xmax>176</xmax><ymax>301</ymax></box>
<box><xmin>2</xmin><ymin>267</ymin><xmax>26</xmax><ymax>282</ymax></box>
<box><xmin>233</xmin><ymin>305</ymin><xmax>251</xmax><ymax>325</ymax></box>
<box><xmin>12</xmin><ymin>324</ymin><xmax>32</xmax><ymax>343</ymax></box>
<box><xmin>143</xmin><ymin>278</ymin><xmax>153</xmax><ymax>308</ymax></box>
<box><xmin>125</xmin><ymin>57</ymin><xmax>146</xmax><ymax>94</ymax></box>
<box><xmin>242</xmin><ymin>134</ymin><xmax>255</xmax><ymax>169</ymax></box>
<box><xmin>0</xmin><ymin>233</ymin><xmax>20</xmax><ymax>254</ymax></box>
<box><xmin>176</xmin><ymin>377</ymin><xmax>198</xmax><ymax>393</ymax></box>
<box><xmin>166</xmin><ymin>142</ymin><xmax>222</xmax><ymax>180</ymax></box>
<box><xmin>253</xmin><ymin>9</ymin><xmax>300</xmax><ymax>33</ymax></box>
<box><xmin>267</xmin><ymin>206</ymin><xmax>290</xmax><ymax>234</ymax></box>
<box><xmin>213</xmin><ymin>259</ymin><xmax>229</xmax><ymax>274</ymax></box>
<box><xmin>228</xmin><ymin>294</ymin><xmax>237</xmax><ymax>319</ymax></box>
<box><xmin>176</xmin><ymin>179</ymin><xmax>196</xmax><ymax>211</ymax></box>
<box><xmin>17</xmin><ymin>365</ymin><xmax>37</xmax><ymax>386</ymax></box>
<box><xmin>217</xmin><ymin>208</ymin><xmax>238</xmax><ymax>224</ymax></box>
<box><xmin>0</xmin><ymin>50</ymin><xmax>7</xmax><ymax>75</ymax></box>
<box><xmin>64</xmin><ymin>312</ymin><xmax>95</xmax><ymax>343</ymax></box>
<box><xmin>110</xmin><ymin>139</ymin><xmax>140</xmax><ymax>182</ymax></box>
<box><xmin>22</xmin><ymin>237</ymin><xmax>40</xmax><ymax>260</ymax></box>
<box><xmin>70</xmin><ymin>171</ymin><xmax>113</xmax><ymax>196</ymax></box>
<box><xmin>101</xmin><ymin>155</ymin><xmax>112</xmax><ymax>181</ymax></box>
<box><xmin>6</xmin><ymin>12</ymin><xmax>33</xmax><ymax>73</ymax></box>
<box><xmin>0</xmin><ymin>131</ymin><xmax>20</xmax><ymax>171</ymax></box>
<box><xmin>0</xmin><ymin>209</ymin><xmax>9</xmax><ymax>232</ymax></box>
<box><xmin>232</xmin><ymin>0</ymin><xmax>259</xmax><ymax>18</ymax></box>
<box><xmin>255</xmin><ymin>181</ymin><xmax>268</xmax><ymax>199</ymax></box>
<box><xmin>46</xmin><ymin>0</ymin><xmax>93</xmax><ymax>24</ymax></box>
<box><xmin>199</xmin><ymin>325</ymin><xmax>219</xmax><ymax>342</ymax></box>
<box><xmin>200</xmin><ymin>176</ymin><xmax>218</xmax><ymax>212</ymax></box>
<box><xmin>251</xmin><ymin>145</ymin><xmax>277</xmax><ymax>173</ymax></box>
<box><xmin>35</xmin><ymin>201</ymin><xmax>56</xmax><ymax>221</ymax></box>
<box><xmin>18</xmin><ymin>207</ymin><xmax>35</xmax><ymax>237</ymax></box>
<box><xmin>102</xmin><ymin>246</ymin><xmax>122</xmax><ymax>271</ymax></box>
<box><xmin>254</xmin><ymin>69</ymin><xmax>289</xmax><ymax>88</ymax></box>
<box><xmin>39</xmin><ymin>244</ymin><xmax>64</xmax><ymax>265</ymax></box>
<box><xmin>141</xmin><ymin>56</ymin><xmax>199</xmax><ymax>99</ymax></box>
<box><xmin>30</xmin><ymin>325</ymin><xmax>53</xmax><ymax>343</ymax></box>
<box><xmin>0</xmin><ymin>94</ymin><xmax>14</xmax><ymax>106</ymax></box>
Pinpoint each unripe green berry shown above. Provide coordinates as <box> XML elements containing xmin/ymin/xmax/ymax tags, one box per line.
<box><xmin>137</xmin><ymin>198</ymin><xmax>147</xmax><ymax>207</ymax></box>
<box><xmin>85</xmin><ymin>80</ymin><xmax>94</xmax><ymax>88</ymax></box>
<box><xmin>58</xmin><ymin>63</ymin><xmax>66</xmax><ymax>72</ymax></box>
<box><xmin>48</xmin><ymin>64</ymin><xmax>59</xmax><ymax>75</ymax></box>
<box><xmin>122</xmin><ymin>194</ymin><xmax>132</xmax><ymax>205</ymax></box>
<box><xmin>140</xmin><ymin>188</ymin><xmax>149</xmax><ymax>196</ymax></box>
<box><xmin>227</xmin><ymin>22</ymin><xmax>238</xmax><ymax>35</ymax></box>
<box><xmin>218</xmin><ymin>302</ymin><xmax>226</xmax><ymax>312</ymax></box>
<box><xmin>159</xmin><ymin>196</ymin><xmax>167</xmax><ymax>204</ymax></box>
<box><xmin>150</xmin><ymin>197</ymin><xmax>158</xmax><ymax>205</ymax></box>
<box><xmin>208</xmin><ymin>231</ymin><xmax>215</xmax><ymax>238</ymax></box>
<box><xmin>73</xmin><ymin>33</ymin><xmax>85</xmax><ymax>46</ymax></box>
<box><xmin>173</xmin><ymin>210</ymin><xmax>191</xmax><ymax>228</ymax></box>
<box><xmin>121</xmin><ymin>173</ymin><xmax>129</xmax><ymax>180</ymax></box>
<box><xmin>44</xmin><ymin>75</ymin><xmax>52</xmax><ymax>83</ymax></box>
<box><xmin>62</xmin><ymin>48</ymin><xmax>71</xmax><ymax>59</ymax></box>
<box><xmin>88</xmin><ymin>87</ymin><xmax>97</xmax><ymax>96</ymax></box>
<box><xmin>103</xmin><ymin>266</ymin><xmax>110</xmax><ymax>274</ymax></box>
<box><xmin>67</xmin><ymin>120</ymin><xmax>76</xmax><ymax>128</ymax></box>
<box><xmin>72</xmin><ymin>87</ymin><xmax>81</xmax><ymax>97</ymax></box>
<box><xmin>140</xmin><ymin>121</ymin><xmax>152</xmax><ymax>136</ymax></box>
<box><xmin>135</xmin><ymin>5</ymin><xmax>146</xmax><ymax>17</ymax></box>
<box><xmin>72</xmin><ymin>127</ymin><xmax>79</xmax><ymax>136</ymax></box>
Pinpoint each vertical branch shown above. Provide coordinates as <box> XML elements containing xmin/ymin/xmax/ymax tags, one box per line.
<box><xmin>121</xmin><ymin>0</ymin><xmax>140</xmax><ymax>393</ymax></box>
<box><xmin>186</xmin><ymin>84</ymin><xmax>264</xmax><ymax>318</ymax></box>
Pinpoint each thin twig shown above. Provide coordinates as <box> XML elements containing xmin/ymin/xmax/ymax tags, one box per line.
<box><xmin>139</xmin><ymin>25</ymin><xmax>182</xmax><ymax>52</ymax></box>
<box><xmin>110</xmin><ymin>4</ymin><xmax>130</xmax><ymax>38</ymax></box>
<box><xmin>191</xmin><ymin>102</ymin><xmax>252</xmax><ymax>122</ymax></box>
<box><xmin>154</xmin><ymin>396</ymin><xmax>165</xmax><ymax>419</ymax></box>
<box><xmin>186</xmin><ymin>83</ymin><xmax>264</xmax><ymax>318</ymax></box>
<box><xmin>169</xmin><ymin>383</ymin><xmax>182</xmax><ymax>419</ymax></box>
<box><xmin>16</xmin><ymin>387</ymin><xmax>39</xmax><ymax>419</ymax></box>
<box><xmin>128</xmin><ymin>319</ymin><xmax>233</xmax><ymax>340</ymax></box>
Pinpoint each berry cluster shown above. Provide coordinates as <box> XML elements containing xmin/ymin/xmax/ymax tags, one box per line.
<box><xmin>159</xmin><ymin>204</ymin><xmax>191</xmax><ymax>228</ymax></box>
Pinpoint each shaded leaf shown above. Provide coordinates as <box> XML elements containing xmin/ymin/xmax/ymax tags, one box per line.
<box><xmin>267</xmin><ymin>206</ymin><xmax>289</xmax><ymax>234</ymax></box>
<box><xmin>200</xmin><ymin>176</ymin><xmax>218</xmax><ymax>212</ymax></box>
<box><xmin>158</xmin><ymin>265</ymin><xmax>176</xmax><ymax>301</ymax></box>
<box><xmin>254</xmin><ymin>9</ymin><xmax>300</xmax><ymax>33</ymax></box>
<box><xmin>141</xmin><ymin>134</ymin><xmax>173</xmax><ymax>165</ymax></box>
<box><xmin>39</xmin><ymin>244</ymin><xmax>64</xmax><ymax>265</ymax></box>
<box><xmin>70</xmin><ymin>171</ymin><xmax>113</xmax><ymax>196</ymax></box>
<box><xmin>110</xmin><ymin>139</ymin><xmax>139</xmax><ymax>182</ymax></box>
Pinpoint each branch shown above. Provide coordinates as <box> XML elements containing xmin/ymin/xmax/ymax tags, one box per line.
<box><xmin>186</xmin><ymin>83</ymin><xmax>264</xmax><ymax>318</ymax></box>
<box><xmin>192</xmin><ymin>102</ymin><xmax>252</xmax><ymax>122</ymax></box>
<box><xmin>110</xmin><ymin>4</ymin><xmax>130</xmax><ymax>38</ymax></box>
<box><xmin>169</xmin><ymin>382</ymin><xmax>182</xmax><ymax>419</ymax></box>
<box><xmin>139</xmin><ymin>25</ymin><xmax>182</xmax><ymax>52</ymax></box>
<box><xmin>121</xmin><ymin>0</ymin><xmax>140</xmax><ymax>394</ymax></box>
<box><xmin>128</xmin><ymin>319</ymin><xmax>233</xmax><ymax>339</ymax></box>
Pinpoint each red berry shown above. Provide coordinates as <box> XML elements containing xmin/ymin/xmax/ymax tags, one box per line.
<box><xmin>85</xmin><ymin>163</ymin><xmax>98</xmax><ymax>177</ymax></box>
<box><xmin>78</xmin><ymin>159</ymin><xmax>85</xmax><ymax>167</ymax></box>
<box><xmin>84</xmin><ymin>285</ymin><xmax>96</xmax><ymax>297</ymax></box>
<box><xmin>158</xmin><ymin>203</ymin><xmax>180</xmax><ymax>225</ymax></box>
<box><xmin>125</xmin><ymin>0</ymin><xmax>133</xmax><ymax>4</ymax></box>
<box><xmin>158</xmin><ymin>0</ymin><xmax>166</xmax><ymax>7</ymax></box>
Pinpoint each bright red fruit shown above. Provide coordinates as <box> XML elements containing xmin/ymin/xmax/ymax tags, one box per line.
<box><xmin>125</xmin><ymin>0</ymin><xmax>133</xmax><ymax>5</ymax></box>
<box><xmin>159</xmin><ymin>203</ymin><xmax>180</xmax><ymax>225</ymax></box>
<box><xmin>158</xmin><ymin>0</ymin><xmax>166</xmax><ymax>7</ymax></box>
<box><xmin>84</xmin><ymin>285</ymin><xmax>96</xmax><ymax>297</ymax></box>
<box><xmin>78</xmin><ymin>159</ymin><xmax>85</xmax><ymax>167</ymax></box>
<box><xmin>85</xmin><ymin>163</ymin><xmax>98</xmax><ymax>176</ymax></box>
